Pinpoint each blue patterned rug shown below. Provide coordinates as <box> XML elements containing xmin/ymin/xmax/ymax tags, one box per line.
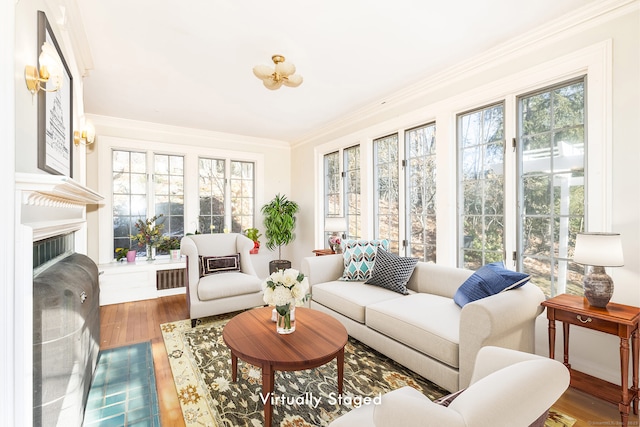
<box><xmin>83</xmin><ymin>341</ymin><xmax>160</xmax><ymax>426</ymax></box>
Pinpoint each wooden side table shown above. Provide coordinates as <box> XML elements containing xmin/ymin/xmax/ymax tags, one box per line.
<box><xmin>541</xmin><ymin>294</ymin><xmax>639</xmax><ymax>427</ymax></box>
<box><xmin>312</xmin><ymin>248</ymin><xmax>335</xmax><ymax>256</ymax></box>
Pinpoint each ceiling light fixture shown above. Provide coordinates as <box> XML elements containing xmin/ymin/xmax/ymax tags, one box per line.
<box><xmin>25</xmin><ymin>42</ymin><xmax>64</xmax><ymax>94</ymax></box>
<box><xmin>253</xmin><ymin>55</ymin><xmax>303</xmax><ymax>90</ymax></box>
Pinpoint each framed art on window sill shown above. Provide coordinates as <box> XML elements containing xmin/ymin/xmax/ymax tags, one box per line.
<box><xmin>37</xmin><ymin>10</ymin><xmax>73</xmax><ymax>178</ymax></box>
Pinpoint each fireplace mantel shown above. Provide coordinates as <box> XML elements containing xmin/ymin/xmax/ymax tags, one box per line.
<box><xmin>15</xmin><ymin>173</ymin><xmax>104</xmax><ymax>241</ymax></box>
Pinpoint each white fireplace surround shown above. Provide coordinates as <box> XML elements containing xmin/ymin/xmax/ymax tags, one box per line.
<box><xmin>14</xmin><ymin>172</ymin><xmax>103</xmax><ymax>427</ymax></box>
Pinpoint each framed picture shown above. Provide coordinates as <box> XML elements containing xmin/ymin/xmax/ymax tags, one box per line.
<box><xmin>37</xmin><ymin>10</ymin><xmax>73</xmax><ymax>178</ymax></box>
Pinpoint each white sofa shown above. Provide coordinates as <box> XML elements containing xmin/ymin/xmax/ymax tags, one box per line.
<box><xmin>301</xmin><ymin>254</ymin><xmax>545</xmax><ymax>392</ymax></box>
<box><xmin>328</xmin><ymin>346</ymin><xmax>570</xmax><ymax>427</ymax></box>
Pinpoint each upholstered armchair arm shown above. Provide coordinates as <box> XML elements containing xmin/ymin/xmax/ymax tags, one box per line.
<box><xmin>458</xmin><ymin>283</ymin><xmax>545</xmax><ymax>388</ymax></box>
<box><xmin>372</xmin><ymin>386</ymin><xmax>464</xmax><ymax>427</ymax></box>
<box><xmin>180</xmin><ymin>236</ymin><xmax>200</xmax><ymax>292</ymax></box>
<box><xmin>300</xmin><ymin>254</ymin><xmax>344</xmax><ymax>288</ymax></box>
<box><xmin>236</xmin><ymin>234</ymin><xmax>258</xmax><ymax>277</ymax></box>
<box><xmin>448</xmin><ymin>351</ymin><xmax>569</xmax><ymax>427</ymax></box>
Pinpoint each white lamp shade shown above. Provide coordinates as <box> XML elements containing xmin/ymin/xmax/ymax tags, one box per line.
<box><xmin>252</xmin><ymin>65</ymin><xmax>274</xmax><ymax>80</ymax></box>
<box><xmin>283</xmin><ymin>74</ymin><xmax>303</xmax><ymax>87</ymax></box>
<box><xmin>275</xmin><ymin>61</ymin><xmax>296</xmax><ymax>77</ymax></box>
<box><xmin>325</xmin><ymin>217</ymin><xmax>346</xmax><ymax>233</ymax></box>
<box><xmin>263</xmin><ymin>79</ymin><xmax>283</xmax><ymax>90</ymax></box>
<box><xmin>574</xmin><ymin>232</ymin><xmax>624</xmax><ymax>267</ymax></box>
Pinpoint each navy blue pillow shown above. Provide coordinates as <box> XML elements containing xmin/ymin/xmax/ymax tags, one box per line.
<box><xmin>453</xmin><ymin>262</ymin><xmax>531</xmax><ymax>307</ymax></box>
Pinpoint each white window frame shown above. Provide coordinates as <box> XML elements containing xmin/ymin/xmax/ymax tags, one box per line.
<box><xmin>313</xmin><ymin>41</ymin><xmax>611</xmax><ymax>271</ymax></box>
<box><xmin>97</xmin><ymin>136</ymin><xmax>264</xmax><ymax>264</ymax></box>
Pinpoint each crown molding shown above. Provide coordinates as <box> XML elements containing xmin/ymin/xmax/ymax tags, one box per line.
<box><xmin>292</xmin><ymin>0</ymin><xmax>638</xmax><ymax>148</ymax></box>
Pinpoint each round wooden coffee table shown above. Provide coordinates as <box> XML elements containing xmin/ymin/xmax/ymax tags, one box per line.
<box><xmin>222</xmin><ymin>306</ymin><xmax>348</xmax><ymax>426</ymax></box>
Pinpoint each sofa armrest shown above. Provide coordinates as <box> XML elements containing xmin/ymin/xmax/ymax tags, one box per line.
<box><xmin>458</xmin><ymin>282</ymin><xmax>545</xmax><ymax>388</ymax></box>
<box><xmin>300</xmin><ymin>254</ymin><xmax>344</xmax><ymax>287</ymax></box>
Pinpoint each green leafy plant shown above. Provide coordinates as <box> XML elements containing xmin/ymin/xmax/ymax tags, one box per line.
<box><xmin>244</xmin><ymin>228</ymin><xmax>261</xmax><ymax>243</ymax></box>
<box><xmin>115</xmin><ymin>247</ymin><xmax>129</xmax><ymax>262</ymax></box>
<box><xmin>157</xmin><ymin>236</ymin><xmax>181</xmax><ymax>252</ymax></box>
<box><xmin>261</xmin><ymin>194</ymin><xmax>299</xmax><ymax>261</ymax></box>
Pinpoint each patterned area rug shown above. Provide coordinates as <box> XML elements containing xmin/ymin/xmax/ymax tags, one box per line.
<box><xmin>161</xmin><ymin>312</ymin><xmax>576</xmax><ymax>427</ymax></box>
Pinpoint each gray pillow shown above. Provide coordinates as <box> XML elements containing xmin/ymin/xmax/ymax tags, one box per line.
<box><xmin>364</xmin><ymin>248</ymin><xmax>418</xmax><ymax>295</ymax></box>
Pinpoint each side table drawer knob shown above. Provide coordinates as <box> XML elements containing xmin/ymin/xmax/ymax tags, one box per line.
<box><xmin>577</xmin><ymin>315</ymin><xmax>592</xmax><ymax>324</ymax></box>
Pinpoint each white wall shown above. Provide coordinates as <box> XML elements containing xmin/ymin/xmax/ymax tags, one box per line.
<box><xmin>291</xmin><ymin>3</ymin><xmax>640</xmax><ymax>385</ymax></box>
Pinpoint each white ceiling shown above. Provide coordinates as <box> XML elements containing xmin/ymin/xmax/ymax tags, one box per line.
<box><xmin>77</xmin><ymin>0</ymin><xmax>600</xmax><ymax>143</ymax></box>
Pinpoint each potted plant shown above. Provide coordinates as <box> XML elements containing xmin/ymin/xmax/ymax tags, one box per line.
<box><xmin>261</xmin><ymin>194</ymin><xmax>299</xmax><ymax>273</ymax></box>
<box><xmin>158</xmin><ymin>236</ymin><xmax>182</xmax><ymax>260</ymax></box>
<box><xmin>244</xmin><ymin>228</ymin><xmax>262</xmax><ymax>254</ymax></box>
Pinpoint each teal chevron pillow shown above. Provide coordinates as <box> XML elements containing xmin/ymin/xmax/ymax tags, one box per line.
<box><xmin>339</xmin><ymin>239</ymin><xmax>390</xmax><ymax>281</ymax></box>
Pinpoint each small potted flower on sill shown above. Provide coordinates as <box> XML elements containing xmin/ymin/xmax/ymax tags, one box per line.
<box><xmin>244</xmin><ymin>227</ymin><xmax>262</xmax><ymax>254</ymax></box>
<box><xmin>115</xmin><ymin>247</ymin><xmax>136</xmax><ymax>262</ymax></box>
<box><xmin>158</xmin><ymin>236</ymin><xmax>182</xmax><ymax>260</ymax></box>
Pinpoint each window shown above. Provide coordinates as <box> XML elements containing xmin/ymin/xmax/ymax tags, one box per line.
<box><xmin>112</xmin><ymin>150</ymin><xmax>147</xmax><ymax>257</ymax></box>
<box><xmin>154</xmin><ymin>154</ymin><xmax>184</xmax><ymax>241</ymax></box>
<box><xmin>517</xmin><ymin>79</ymin><xmax>586</xmax><ymax>298</ymax></box>
<box><xmin>457</xmin><ymin>104</ymin><xmax>505</xmax><ymax>269</ymax></box>
<box><xmin>405</xmin><ymin>123</ymin><xmax>436</xmax><ymax>261</ymax></box>
<box><xmin>344</xmin><ymin>145</ymin><xmax>361</xmax><ymax>240</ymax></box>
<box><xmin>374</xmin><ymin>133</ymin><xmax>400</xmax><ymax>253</ymax></box>
<box><xmin>324</xmin><ymin>152</ymin><xmax>341</xmax><ymax>217</ymax></box>
<box><xmin>199</xmin><ymin>157</ymin><xmax>256</xmax><ymax>234</ymax></box>
<box><xmin>230</xmin><ymin>160</ymin><xmax>255</xmax><ymax>233</ymax></box>
<box><xmin>199</xmin><ymin>158</ymin><xmax>226</xmax><ymax>233</ymax></box>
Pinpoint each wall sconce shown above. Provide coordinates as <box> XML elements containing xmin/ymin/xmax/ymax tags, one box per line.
<box><xmin>74</xmin><ymin>121</ymin><xmax>96</xmax><ymax>146</ymax></box>
<box><xmin>25</xmin><ymin>42</ymin><xmax>63</xmax><ymax>94</ymax></box>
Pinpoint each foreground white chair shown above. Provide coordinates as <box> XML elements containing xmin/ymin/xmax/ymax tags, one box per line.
<box><xmin>329</xmin><ymin>346</ymin><xmax>570</xmax><ymax>427</ymax></box>
<box><xmin>181</xmin><ymin>233</ymin><xmax>264</xmax><ymax>327</ymax></box>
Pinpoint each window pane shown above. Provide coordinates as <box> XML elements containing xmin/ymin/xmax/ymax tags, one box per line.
<box><xmin>112</xmin><ymin>150</ymin><xmax>147</xmax><ymax>259</ymax></box>
<box><xmin>199</xmin><ymin>158</ymin><xmax>226</xmax><ymax>234</ymax></box>
<box><xmin>518</xmin><ymin>79</ymin><xmax>586</xmax><ymax>298</ymax></box>
<box><xmin>154</xmin><ymin>154</ymin><xmax>184</xmax><ymax>252</ymax></box>
<box><xmin>458</xmin><ymin>104</ymin><xmax>505</xmax><ymax>268</ymax></box>
<box><xmin>374</xmin><ymin>134</ymin><xmax>399</xmax><ymax>253</ymax></box>
<box><xmin>230</xmin><ymin>160</ymin><xmax>255</xmax><ymax>232</ymax></box>
<box><xmin>345</xmin><ymin>142</ymin><xmax>361</xmax><ymax>240</ymax></box>
<box><xmin>406</xmin><ymin>123</ymin><xmax>436</xmax><ymax>261</ymax></box>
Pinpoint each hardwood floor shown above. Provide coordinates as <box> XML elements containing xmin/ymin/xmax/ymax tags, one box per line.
<box><xmin>99</xmin><ymin>295</ymin><xmax>636</xmax><ymax>427</ymax></box>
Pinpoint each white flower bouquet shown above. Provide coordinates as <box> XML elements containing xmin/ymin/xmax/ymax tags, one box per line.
<box><xmin>262</xmin><ymin>268</ymin><xmax>310</xmax><ymax>333</ymax></box>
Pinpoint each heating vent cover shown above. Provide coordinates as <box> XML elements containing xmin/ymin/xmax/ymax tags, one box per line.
<box><xmin>156</xmin><ymin>268</ymin><xmax>186</xmax><ymax>290</ymax></box>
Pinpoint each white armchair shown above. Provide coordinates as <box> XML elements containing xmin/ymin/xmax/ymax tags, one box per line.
<box><xmin>329</xmin><ymin>346</ymin><xmax>570</xmax><ymax>427</ymax></box>
<box><xmin>181</xmin><ymin>233</ymin><xmax>265</xmax><ymax>327</ymax></box>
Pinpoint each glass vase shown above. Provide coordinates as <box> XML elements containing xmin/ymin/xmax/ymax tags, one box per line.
<box><xmin>146</xmin><ymin>244</ymin><xmax>156</xmax><ymax>261</ymax></box>
<box><xmin>275</xmin><ymin>302</ymin><xmax>296</xmax><ymax>334</ymax></box>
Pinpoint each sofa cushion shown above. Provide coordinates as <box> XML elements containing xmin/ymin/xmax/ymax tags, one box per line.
<box><xmin>340</xmin><ymin>239</ymin><xmax>389</xmax><ymax>281</ymax></box>
<box><xmin>364</xmin><ymin>248</ymin><xmax>418</xmax><ymax>295</ymax></box>
<box><xmin>199</xmin><ymin>254</ymin><xmax>240</xmax><ymax>277</ymax></box>
<box><xmin>453</xmin><ymin>262</ymin><xmax>531</xmax><ymax>307</ymax></box>
<box><xmin>366</xmin><ymin>293</ymin><xmax>461</xmax><ymax>368</ymax></box>
<box><xmin>197</xmin><ymin>272</ymin><xmax>262</xmax><ymax>301</ymax></box>
<box><xmin>312</xmin><ymin>281</ymin><xmax>405</xmax><ymax>323</ymax></box>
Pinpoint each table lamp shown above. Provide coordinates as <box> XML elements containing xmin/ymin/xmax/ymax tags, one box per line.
<box><xmin>573</xmin><ymin>232</ymin><xmax>624</xmax><ymax>308</ymax></box>
<box><xmin>324</xmin><ymin>217</ymin><xmax>347</xmax><ymax>252</ymax></box>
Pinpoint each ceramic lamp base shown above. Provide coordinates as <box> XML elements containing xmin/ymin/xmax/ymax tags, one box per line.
<box><xmin>583</xmin><ymin>266</ymin><xmax>614</xmax><ymax>308</ymax></box>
